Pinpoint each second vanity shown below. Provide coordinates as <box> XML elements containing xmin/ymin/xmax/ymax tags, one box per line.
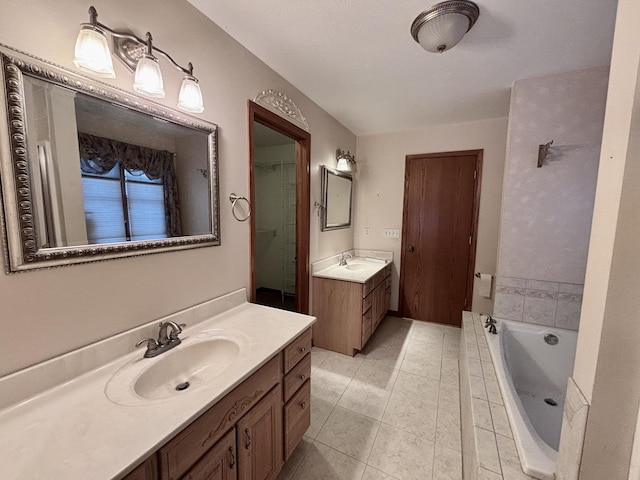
<box><xmin>0</xmin><ymin>289</ymin><xmax>315</xmax><ymax>480</ymax></box>
<box><xmin>312</xmin><ymin>252</ymin><xmax>392</xmax><ymax>356</ymax></box>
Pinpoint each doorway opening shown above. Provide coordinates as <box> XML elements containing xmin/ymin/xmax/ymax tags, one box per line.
<box><xmin>399</xmin><ymin>149</ymin><xmax>482</xmax><ymax>326</ymax></box>
<box><xmin>248</xmin><ymin>101</ymin><xmax>310</xmax><ymax>313</ymax></box>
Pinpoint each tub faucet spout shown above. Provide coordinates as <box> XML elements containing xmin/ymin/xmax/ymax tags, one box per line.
<box><xmin>488</xmin><ymin>324</ymin><xmax>497</xmax><ymax>334</ymax></box>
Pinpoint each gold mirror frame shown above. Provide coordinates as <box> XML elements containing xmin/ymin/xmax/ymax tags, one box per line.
<box><xmin>0</xmin><ymin>44</ymin><xmax>220</xmax><ymax>273</ymax></box>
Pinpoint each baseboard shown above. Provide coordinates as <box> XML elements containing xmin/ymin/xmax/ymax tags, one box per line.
<box><xmin>387</xmin><ymin>310</ymin><xmax>401</xmax><ymax>317</ymax></box>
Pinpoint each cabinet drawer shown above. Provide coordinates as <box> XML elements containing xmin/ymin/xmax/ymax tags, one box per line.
<box><xmin>384</xmin><ymin>275</ymin><xmax>392</xmax><ymax>290</ymax></box>
<box><xmin>362</xmin><ymin>310</ymin><xmax>372</xmax><ymax>347</ymax></box>
<box><xmin>283</xmin><ymin>353</ymin><xmax>311</xmax><ymax>403</ymax></box>
<box><xmin>362</xmin><ymin>293</ymin><xmax>373</xmax><ymax>314</ymax></box>
<box><xmin>283</xmin><ymin>328</ymin><xmax>312</xmax><ymax>373</ymax></box>
<box><xmin>363</xmin><ymin>277</ymin><xmax>374</xmax><ymax>298</ymax></box>
<box><xmin>284</xmin><ymin>379</ymin><xmax>311</xmax><ymax>460</ymax></box>
<box><xmin>158</xmin><ymin>354</ymin><xmax>281</xmax><ymax>480</ymax></box>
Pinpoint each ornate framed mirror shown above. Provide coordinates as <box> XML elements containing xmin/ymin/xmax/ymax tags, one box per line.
<box><xmin>0</xmin><ymin>44</ymin><xmax>220</xmax><ymax>272</ymax></box>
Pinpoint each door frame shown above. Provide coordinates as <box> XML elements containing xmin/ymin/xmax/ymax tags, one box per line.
<box><xmin>398</xmin><ymin>149</ymin><xmax>483</xmax><ymax>321</ymax></box>
<box><xmin>248</xmin><ymin>101</ymin><xmax>311</xmax><ymax>314</ymax></box>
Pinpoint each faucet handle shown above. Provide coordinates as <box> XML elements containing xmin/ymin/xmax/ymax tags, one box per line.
<box><xmin>135</xmin><ymin>338</ymin><xmax>159</xmax><ymax>351</ymax></box>
<box><xmin>481</xmin><ymin>313</ymin><xmax>496</xmax><ymax>325</ymax></box>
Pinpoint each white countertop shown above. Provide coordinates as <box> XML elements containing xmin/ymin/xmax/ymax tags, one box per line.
<box><xmin>312</xmin><ymin>257</ymin><xmax>390</xmax><ymax>283</ymax></box>
<box><xmin>0</xmin><ymin>300</ymin><xmax>315</xmax><ymax>480</ymax></box>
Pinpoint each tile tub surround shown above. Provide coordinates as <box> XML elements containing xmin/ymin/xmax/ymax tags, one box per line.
<box><xmin>460</xmin><ymin>312</ymin><xmax>537</xmax><ymax>480</ymax></box>
<box><xmin>556</xmin><ymin>378</ymin><xmax>589</xmax><ymax>480</ymax></box>
<box><xmin>0</xmin><ymin>289</ymin><xmax>315</xmax><ymax>480</ymax></box>
<box><xmin>493</xmin><ymin>276</ymin><xmax>584</xmax><ymax>330</ymax></box>
<box><xmin>279</xmin><ymin>315</ymin><xmax>464</xmax><ymax>480</ymax></box>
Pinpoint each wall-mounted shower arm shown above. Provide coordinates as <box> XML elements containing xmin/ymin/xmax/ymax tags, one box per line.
<box><xmin>537</xmin><ymin>140</ymin><xmax>554</xmax><ymax>167</ymax></box>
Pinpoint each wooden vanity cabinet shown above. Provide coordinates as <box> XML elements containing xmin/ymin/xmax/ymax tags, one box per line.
<box><xmin>123</xmin><ymin>327</ymin><xmax>312</xmax><ymax>480</ymax></box>
<box><xmin>313</xmin><ymin>264</ymin><xmax>392</xmax><ymax>356</ymax></box>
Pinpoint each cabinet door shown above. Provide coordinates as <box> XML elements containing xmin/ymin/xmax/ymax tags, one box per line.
<box><xmin>123</xmin><ymin>456</ymin><xmax>158</xmax><ymax>480</ymax></box>
<box><xmin>237</xmin><ymin>385</ymin><xmax>283</xmax><ymax>480</ymax></box>
<box><xmin>182</xmin><ymin>429</ymin><xmax>237</xmax><ymax>480</ymax></box>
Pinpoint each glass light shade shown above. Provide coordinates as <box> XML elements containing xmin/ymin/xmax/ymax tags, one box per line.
<box><xmin>133</xmin><ymin>54</ymin><xmax>165</xmax><ymax>98</ymax></box>
<box><xmin>336</xmin><ymin>157</ymin><xmax>352</xmax><ymax>172</ymax></box>
<box><xmin>73</xmin><ymin>26</ymin><xmax>115</xmax><ymax>78</ymax></box>
<box><xmin>177</xmin><ymin>76</ymin><xmax>204</xmax><ymax>113</ymax></box>
<box><xmin>416</xmin><ymin>12</ymin><xmax>470</xmax><ymax>52</ymax></box>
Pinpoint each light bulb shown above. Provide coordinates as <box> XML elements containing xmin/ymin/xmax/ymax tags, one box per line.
<box><xmin>73</xmin><ymin>26</ymin><xmax>115</xmax><ymax>78</ymax></box>
<box><xmin>133</xmin><ymin>54</ymin><xmax>165</xmax><ymax>98</ymax></box>
<box><xmin>177</xmin><ymin>75</ymin><xmax>204</xmax><ymax>113</ymax></box>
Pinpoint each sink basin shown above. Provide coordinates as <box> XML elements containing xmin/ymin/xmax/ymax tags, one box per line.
<box><xmin>106</xmin><ymin>330</ymin><xmax>250</xmax><ymax>406</ymax></box>
<box><xmin>133</xmin><ymin>339</ymin><xmax>240</xmax><ymax>400</ymax></box>
<box><xmin>344</xmin><ymin>264</ymin><xmax>371</xmax><ymax>271</ymax></box>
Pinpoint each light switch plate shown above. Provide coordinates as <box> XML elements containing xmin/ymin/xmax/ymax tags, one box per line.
<box><xmin>384</xmin><ymin>228</ymin><xmax>400</xmax><ymax>238</ymax></box>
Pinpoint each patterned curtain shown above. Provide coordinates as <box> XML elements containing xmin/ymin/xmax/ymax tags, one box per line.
<box><xmin>78</xmin><ymin>132</ymin><xmax>182</xmax><ymax>237</ymax></box>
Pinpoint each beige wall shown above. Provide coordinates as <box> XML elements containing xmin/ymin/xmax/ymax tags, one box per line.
<box><xmin>354</xmin><ymin>117</ymin><xmax>509</xmax><ymax>314</ymax></box>
<box><xmin>568</xmin><ymin>0</ymin><xmax>640</xmax><ymax>478</ymax></box>
<box><xmin>0</xmin><ymin>0</ymin><xmax>355</xmax><ymax>377</ymax></box>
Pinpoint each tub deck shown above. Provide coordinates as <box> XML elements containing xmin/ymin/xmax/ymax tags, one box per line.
<box><xmin>460</xmin><ymin>311</ymin><xmax>540</xmax><ymax>480</ymax></box>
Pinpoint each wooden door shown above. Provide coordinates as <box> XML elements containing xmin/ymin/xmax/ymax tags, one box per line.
<box><xmin>181</xmin><ymin>429</ymin><xmax>237</xmax><ymax>480</ymax></box>
<box><xmin>237</xmin><ymin>385</ymin><xmax>283</xmax><ymax>480</ymax></box>
<box><xmin>399</xmin><ymin>150</ymin><xmax>482</xmax><ymax>326</ymax></box>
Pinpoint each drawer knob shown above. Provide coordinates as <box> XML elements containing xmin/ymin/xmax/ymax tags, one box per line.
<box><xmin>299</xmin><ymin>374</ymin><xmax>306</xmax><ymax>381</ymax></box>
<box><xmin>299</xmin><ymin>401</ymin><xmax>306</xmax><ymax>409</ymax></box>
<box><xmin>299</xmin><ymin>346</ymin><xmax>306</xmax><ymax>353</ymax></box>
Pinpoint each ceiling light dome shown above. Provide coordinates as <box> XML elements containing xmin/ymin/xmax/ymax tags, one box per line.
<box><xmin>411</xmin><ymin>1</ymin><xmax>479</xmax><ymax>53</ymax></box>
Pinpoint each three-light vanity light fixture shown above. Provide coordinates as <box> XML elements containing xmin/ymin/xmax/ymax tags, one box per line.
<box><xmin>73</xmin><ymin>6</ymin><xmax>204</xmax><ymax>113</ymax></box>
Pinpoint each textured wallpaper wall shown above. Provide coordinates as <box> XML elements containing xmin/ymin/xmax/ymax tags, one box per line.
<box><xmin>495</xmin><ymin>67</ymin><xmax>609</xmax><ymax>328</ymax></box>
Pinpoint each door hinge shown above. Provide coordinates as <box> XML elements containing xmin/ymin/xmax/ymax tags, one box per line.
<box><xmin>464</xmin><ymin>297</ymin><xmax>467</xmax><ymax>308</ymax></box>
<box><xmin>474</xmin><ymin>170</ymin><xmax>477</xmax><ymax>180</ymax></box>
<box><xmin>468</xmin><ymin>236</ymin><xmax>472</xmax><ymax>245</ymax></box>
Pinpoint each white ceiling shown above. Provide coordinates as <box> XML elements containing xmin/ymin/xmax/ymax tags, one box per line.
<box><xmin>188</xmin><ymin>0</ymin><xmax>618</xmax><ymax>136</ymax></box>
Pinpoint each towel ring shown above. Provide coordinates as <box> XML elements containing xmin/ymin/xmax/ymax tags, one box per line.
<box><xmin>229</xmin><ymin>193</ymin><xmax>251</xmax><ymax>222</ymax></box>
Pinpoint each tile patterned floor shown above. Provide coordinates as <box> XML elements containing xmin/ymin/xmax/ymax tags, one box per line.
<box><xmin>278</xmin><ymin>316</ymin><xmax>463</xmax><ymax>480</ymax></box>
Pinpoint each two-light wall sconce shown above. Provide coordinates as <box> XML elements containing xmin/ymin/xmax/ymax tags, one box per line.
<box><xmin>336</xmin><ymin>149</ymin><xmax>356</xmax><ymax>173</ymax></box>
<box><xmin>73</xmin><ymin>6</ymin><xmax>204</xmax><ymax>113</ymax></box>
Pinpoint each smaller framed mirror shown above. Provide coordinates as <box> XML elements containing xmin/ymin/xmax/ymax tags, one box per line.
<box><xmin>320</xmin><ymin>165</ymin><xmax>353</xmax><ymax>231</ymax></box>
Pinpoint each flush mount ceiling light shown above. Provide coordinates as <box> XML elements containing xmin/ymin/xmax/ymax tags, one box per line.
<box><xmin>74</xmin><ymin>6</ymin><xmax>204</xmax><ymax>113</ymax></box>
<box><xmin>410</xmin><ymin>0</ymin><xmax>480</xmax><ymax>53</ymax></box>
<box><xmin>336</xmin><ymin>149</ymin><xmax>356</xmax><ymax>173</ymax></box>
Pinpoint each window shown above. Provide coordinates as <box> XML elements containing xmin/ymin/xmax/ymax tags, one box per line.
<box><xmin>82</xmin><ymin>162</ymin><xmax>167</xmax><ymax>244</ymax></box>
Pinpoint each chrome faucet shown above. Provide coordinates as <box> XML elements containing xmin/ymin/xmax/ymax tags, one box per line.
<box><xmin>481</xmin><ymin>313</ymin><xmax>496</xmax><ymax>325</ymax></box>
<box><xmin>339</xmin><ymin>252</ymin><xmax>353</xmax><ymax>266</ymax></box>
<box><xmin>136</xmin><ymin>321</ymin><xmax>186</xmax><ymax>358</ymax></box>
